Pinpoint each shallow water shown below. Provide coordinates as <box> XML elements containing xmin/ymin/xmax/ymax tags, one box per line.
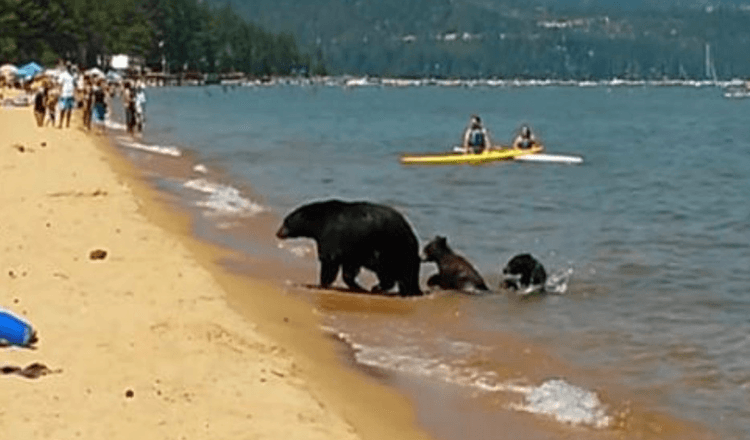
<box><xmin>120</xmin><ymin>83</ymin><xmax>749</xmax><ymax>438</ymax></box>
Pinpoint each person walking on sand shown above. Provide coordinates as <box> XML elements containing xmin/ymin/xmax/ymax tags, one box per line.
<box><xmin>57</xmin><ymin>62</ymin><xmax>76</xmax><ymax>129</ymax></box>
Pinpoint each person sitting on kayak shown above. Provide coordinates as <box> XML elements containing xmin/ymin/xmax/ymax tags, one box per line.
<box><xmin>462</xmin><ymin>115</ymin><xmax>492</xmax><ymax>154</ymax></box>
<box><xmin>512</xmin><ymin>124</ymin><xmax>538</xmax><ymax>150</ymax></box>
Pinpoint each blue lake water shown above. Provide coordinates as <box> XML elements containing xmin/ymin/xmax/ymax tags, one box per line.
<box><xmin>124</xmin><ymin>83</ymin><xmax>750</xmax><ymax>438</ymax></box>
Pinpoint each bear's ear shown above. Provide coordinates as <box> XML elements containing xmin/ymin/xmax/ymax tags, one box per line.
<box><xmin>438</xmin><ymin>236</ymin><xmax>447</xmax><ymax>245</ymax></box>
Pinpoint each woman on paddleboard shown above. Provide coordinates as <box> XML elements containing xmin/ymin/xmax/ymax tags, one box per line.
<box><xmin>512</xmin><ymin>124</ymin><xmax>538</xmax><ymax>149</ymax></box>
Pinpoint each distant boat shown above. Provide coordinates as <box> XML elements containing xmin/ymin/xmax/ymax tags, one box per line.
<box><xmin>723</xmin><ymin>81</ymin><xmax>750</xmax><ymax>99</ymax></box>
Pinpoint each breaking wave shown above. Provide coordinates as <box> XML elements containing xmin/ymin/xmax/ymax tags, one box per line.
<box><xmin>328</xmin><ymin>329</ymin><xmax>611</xmax><ymax>428</ymax></box>
<box><xmin>117</xmin><ymin>137</ymin><xmax>182</xmax><ymax>157</ymax></box>
<box><xmin>183</xmin><ymin>178</ymin><xmax>266</xmax><ymax>216</ymax></box>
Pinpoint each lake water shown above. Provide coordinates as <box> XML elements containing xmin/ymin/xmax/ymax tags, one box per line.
<box><xmin>114</xmin><ymin>83</ymin><xmax>750</xmax><ymax>439</ymax></box>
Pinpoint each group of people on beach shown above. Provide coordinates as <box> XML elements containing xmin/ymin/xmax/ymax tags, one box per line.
<box><xmin>461</xmin><ymin>114</ymin><xmax>539</xmax><ymax>153</ymax></box>
<box><xmin>29</xmin><ymin>60</ymin><xmax>145</xmax><ymax>136</ymax></box>
<box><xmin>31</xmin><ymin>63</ymin><xmax>76</xmax><ymax>130</ymax></box>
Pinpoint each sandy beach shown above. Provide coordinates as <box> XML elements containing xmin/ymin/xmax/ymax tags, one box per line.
<box><xmin>0</xmin><ymin>99</ymin><xmax>431</xmax><ymax>440</ymax></box>
<box><xmin>1</xmin><ymin>89</ymin><xmax>727</xmax><ymax>440</ymax></box>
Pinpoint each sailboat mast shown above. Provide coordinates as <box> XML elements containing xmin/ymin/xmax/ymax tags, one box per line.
<box><xmin>705</xmin><ymin>42</ymin><xmax>718</xmax><ymax>83</ymax></box>
<box><xmin>705</xmin><ymin>43</ymin><xmax>711</xmax><ymax>79</ymax></box>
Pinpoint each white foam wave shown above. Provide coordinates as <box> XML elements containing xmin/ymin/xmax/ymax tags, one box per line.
<box><xmin>117</xmin><ymin>137</ymin><xmax>181</xmax><ymax>157</ymax></box>
<box><xmin>183</xmin><ymin>178</ymin><xmax>266</xmax><ymax>217</ymax></box>
<box><xmin>263</xmin><ymin>76</ymin><xmax>737</xmax><ymax>89</ymax></box>
<box><xmin>506</xmin><ymin>267</ymin><xmax>573</xmax><ymax>296</ymax></box>
<box><xmin>106</xmin><ymin>120</ymin><xmax>127</xmax><ymax>131</ymax></box>
<box><xmin>510</xmin><ymin>379</ymin><xmax>611</xmax><ymax>428</ymax></box>
<box><xmin>277</xmin><ymin>241</ymin><xmax>315</xmax><ymax>258</ymax></box>
<box><xmin>329</xmin><ymin>329</ymin><xmax>610</xmax><ymax>428</ymax></box>
<box><xmin>184</xmin><ymin>178</ymin><xmax>219</xmax><ymax>194</ymax></box>
<box><xmin>193</xmin><ymin>164</ymin><xmax>208</xmax><ymax>174</ymax></box>
<box><xmin>545</xmin><ymin>267</ymin><xmax>574</xmax><ymax>294</ymax></box>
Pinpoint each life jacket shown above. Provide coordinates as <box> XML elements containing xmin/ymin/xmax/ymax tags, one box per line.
<box><xmin>519</xmin><ymin>138</ymin><xmax>534</xmax><ymax>149</ymax></box>
<box><xmin>468</xmin><ymin>128</ymin><xmax>485</xmax><ymax>147</ymax></box>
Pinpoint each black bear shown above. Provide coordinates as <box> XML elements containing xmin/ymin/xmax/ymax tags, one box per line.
<box><xmin>501</xmin><ymin>254</ymin><xmax>547</xmax><ymax>294</ymax></box>
<box><xmin>422</xmin><ymin>236</ymin><xmax>488</xmax><ymax>293</ymax></box>
<box><xmin>276</xmin><ymin>199</ymin><xmax>422</xmax><ymax>296</ymax></box>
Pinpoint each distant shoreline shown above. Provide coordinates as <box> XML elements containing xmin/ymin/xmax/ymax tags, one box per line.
<box><xmin>135</xmin><ymin>74</ymin><xmax>747</xmax><ymax>89</ymax></box>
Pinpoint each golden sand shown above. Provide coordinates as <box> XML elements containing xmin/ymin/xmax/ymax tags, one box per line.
<box><xmin>0</xmin><ymin>103</ymin><xmax>430</xmax><ymax>440</ymax></box>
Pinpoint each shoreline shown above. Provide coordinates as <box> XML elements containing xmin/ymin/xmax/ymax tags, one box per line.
<box><xmin>95</xmin><ymin>74</ymin><xmax>745</xmax><ymax>89</ymax></box>
<box><xmin>2</xmin><ymin>89</ymin><xmax>731</xmax><ymax>440</ymax></box>
<box><xmin>0</xmin><ymin>104</ymin><xmax>431</xmax><ymax>440</ymax></box>
<box><xmin>100</xmin><ymin>91</ymin><xmax>726</xmax><ymax>440</ymax></box>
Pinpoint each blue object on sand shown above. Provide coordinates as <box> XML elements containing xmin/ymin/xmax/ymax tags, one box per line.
<box><xmin>0</xmin><ymin>310</ymin><xmax>35</xmax><ymax>346</ymax></box>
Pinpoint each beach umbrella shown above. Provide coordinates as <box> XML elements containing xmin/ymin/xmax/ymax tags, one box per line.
<box><xmin>16</xmin><ymin>62</ymin><xmax>43</xmax><ymax>80</ymax></box>
<box><xmin>85</xmin><ymin>67</ymin><xmax>105</xmax><ymax>78</ymax></box>
<box><xmin>44</xmin><ymin>68</ymin><xmax>63</xmax><ymax>79</ymax></box>
<box><xmin>106</xmin><ymin>70</ymin><xmax>123</xmax><ymax>81</ymax></box>
<box><xmin>0</xmin><ymin>64</ymin><xmax>17</xmax><ymax>75</ymax></box>
<box><xmin>0</xmin><ymin>64</ymin><xmax>17</xmax><ymax>81</ymax></box>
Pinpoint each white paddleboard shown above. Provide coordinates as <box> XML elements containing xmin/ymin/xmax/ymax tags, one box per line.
<box><xmin>514</xmin><ymin>153</ymin><xmax>583</xmax><ymax>164</ymax></box>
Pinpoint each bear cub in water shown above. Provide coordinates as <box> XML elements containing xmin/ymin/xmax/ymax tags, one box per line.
<box><xmin>276</xmin><ymin>199</ymin><xmax>422</xmax><ymax>296</ymax></box>
<box><xmin>422</xmin><ymin>236</ymin><xmax>488</xmax><ymax>293</ymax></box>
<box><xmin>501</xmin><ymin>253</ymin><xmax>547</xmax><ymax>294</ymax></box>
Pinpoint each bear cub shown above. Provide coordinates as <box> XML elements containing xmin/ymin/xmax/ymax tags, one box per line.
<box><xmin>422</xmin><ymin>236</ymin><xmax>488</xmax><ymax>293</ymax></box>
<box><xmin>501</xmin><ymin>253</ymin><xmax>547</xmax><ymax>294</ymax></box>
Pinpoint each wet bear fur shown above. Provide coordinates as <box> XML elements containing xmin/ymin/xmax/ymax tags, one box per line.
<box><xmin>276</xmin><ymin>199</ymin><xmax>422</xmax><ymax>296</ymax></box>
<box><xmin>422</xmin><ymin>236</ymin><xmax>488</xmax><ymax>293</ymax></box>
<box><xmin>501</xmin><ymin>254</ymin><xmax>547</xmax><ymax>292</ymax></box>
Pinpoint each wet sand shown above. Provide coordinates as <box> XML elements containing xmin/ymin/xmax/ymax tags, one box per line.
<box><xmin>0</xmin><ymin>100</ymin><xmax>430</xmax><ymax>440</ymax></box>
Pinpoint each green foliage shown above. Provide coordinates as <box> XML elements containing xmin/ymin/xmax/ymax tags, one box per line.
<box><xmin>209</xmin><ymin>0</ymin><xmax>750</xmax><ymax>79</ymax></box>
<box><xmin>0</xmin><ymin>0</ymin><xmax>75</xmax><ymax>64</ymax></box>
<box><xmin>0</xmin><ymin>0</ymin><xmax>313</xmax><ymax>75</ymax></box>
<box><xmin>7</xmin><ymin>0</ymin><xmax>750</xmax><ymax>79</ymax></box>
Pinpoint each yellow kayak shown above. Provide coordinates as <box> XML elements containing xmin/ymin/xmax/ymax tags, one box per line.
<box><xmin>400</xmin><ymin>145</ymin><xmax>544</xmax><ymax>165</ymax></box>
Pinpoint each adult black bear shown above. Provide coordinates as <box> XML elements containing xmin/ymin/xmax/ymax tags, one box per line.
<box><xmin>422</xmin><ymin>236</ymin><xmax>488</xmax><ymax>293</ymax></box>
<box><xmin>501</xmin><ymin>254</ymin><xmax>547</xmax><ymax>294</ymax></box>
<box><xmin>276</xmin><ymin>200</ymin><xmax>422</xmax><ymax>296</ymax></box>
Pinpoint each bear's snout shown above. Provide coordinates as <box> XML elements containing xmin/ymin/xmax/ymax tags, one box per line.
<box><xmin>276</xmin><ymin>225</ymin><xmax>290</xmax><ymax>239</ymax></box>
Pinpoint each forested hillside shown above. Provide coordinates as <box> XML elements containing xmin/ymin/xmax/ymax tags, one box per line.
<box><xmin>0</xmin><ymin>0</ymin><xmax>319</xmax><ymax>75</ymax></box>
<box><xmin>4</xmin><ymin>0</ymin><xmax>750</xmax><ymax>79</ymax></box>
<box><xmin>216</xmin><ymin>0</ymin><xmax>750</xmax><ymax>79</ymax></box>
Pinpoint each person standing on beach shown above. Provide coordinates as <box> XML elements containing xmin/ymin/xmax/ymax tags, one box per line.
<box><xmin>81</xmin><ymin>76</ymin><xmax>94</xmax><ymax>131</ymax></box>
<box><xmin>122</xmin><ymin>81</ymin><xmax>136</xmax><ymax>135</ymax></box>
<box><xmin>134</xmin><ymin>82</ymin><xmax>146</xmax><ymax>133</ymax></box>
<box><xmin>46</xmin><ymin>84</ymin><xmax>59</xmax><ymax>127</ymax></box>
<box><xmin>33</xmin><ymin>84</ymin><xmax>48</xmax><ymax>127</ymax></box>
<box><xmin>91</xmin><ymin>79</ymin><xmax>108</xmax><ymax>135</ymax></box>
<box><xmin>57</xmin><ymin>62</ymin><xmax>76</xmax><ymax>129</ymax></box>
